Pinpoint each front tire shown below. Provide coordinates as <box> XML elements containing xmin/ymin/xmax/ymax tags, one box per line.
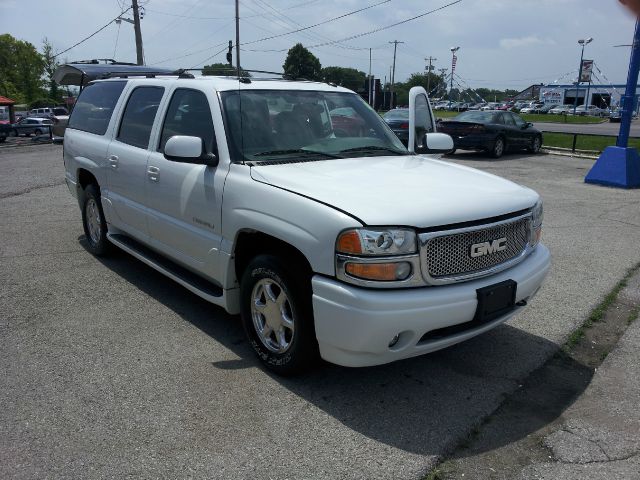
<box><xmin>81</xmin><ymin>184</ymin><xmax>111</xmax><ymax>256</ymax></box>
<box><xmin>528</xmin><ymin>135</ymin><xmax>542</xmax><ymax>154</ymax></box>
<box><xmin>491</xmin><ymin>136</ymin><xmax>505</xmax><ymax>158</ymax></box>
<box><xmin>240</xmin><ymin>254</ymin><xmax>318</xmax><ymax>375</ymax></box>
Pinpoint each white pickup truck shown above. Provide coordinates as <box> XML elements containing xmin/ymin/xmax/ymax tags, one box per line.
<box><xmin>60</xmin><ymin>66</ymin><xmax>549</xmax><ymax>374</ymax></box>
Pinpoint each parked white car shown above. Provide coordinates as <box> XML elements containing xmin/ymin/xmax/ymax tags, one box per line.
<box><xmin>60</xmin><ymin>67</ymin><xmax>550</xmax><ymax>374</ymax></box>
<box><xmin>573</xmin><ymin>105</ymin><xmax>606</xmax><ymax>117</ymax></box>
<box><xmin>549</xmin><ymin>104</ymin><xmax>573</xmax><ymax>115</ymax></box>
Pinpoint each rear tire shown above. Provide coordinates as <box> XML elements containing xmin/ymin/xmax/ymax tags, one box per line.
<box><xmin>240</xmin><ymin>254</ymin><xmax>319</xmax><ymax>375</ymax></box>
<box><xmin>491</xmin><ymin>136</ymin><xmax>505</xmax><ymax>158</ymax></box>
<box><xmin>81</xmin><ymin>184</ymin><xmax>111</xmax><ymax>256</ymax></box>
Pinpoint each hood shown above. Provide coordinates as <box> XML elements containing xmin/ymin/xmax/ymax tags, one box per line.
<box><xmin>250</xmin><ymin>155</ymin><xmax>538</xmax><ymax>227</ymax></box>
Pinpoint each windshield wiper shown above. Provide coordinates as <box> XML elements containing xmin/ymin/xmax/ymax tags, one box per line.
<box><xmin>339</xmin><ymin>146</ymin><xmax>407</xmax><ymax>155</ymax></box>
<box><xmin>253</xmin><ymin>148</ymin><xmax>342</xmax><ymax>159</ymax></box>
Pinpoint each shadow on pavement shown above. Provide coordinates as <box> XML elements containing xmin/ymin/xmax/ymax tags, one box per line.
<box><xmin>89</xmin><ymin>236</ymin><xmax>592</xmax><ymax>458</ymax></box>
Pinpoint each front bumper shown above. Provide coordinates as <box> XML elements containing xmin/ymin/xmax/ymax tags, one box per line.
<box><xmin>312</xmin><ymin>244</ymin><xmax>550</xmax><ymax>367</ymax></box>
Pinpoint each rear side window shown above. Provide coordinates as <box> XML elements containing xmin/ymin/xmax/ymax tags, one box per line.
<box><xmin>158</xmin><ymin>89</ymin><xmax>215</xmax><ymax>154</ymax></box>
<box><xmin>68</xmin><ymin>81</ymin><xmax>126</xmax><ymax>135</ymax></box>
<box><xmin>117</xmin><ymin>86</ymin><xmax>164</xmax><ymax>149</ymax></box>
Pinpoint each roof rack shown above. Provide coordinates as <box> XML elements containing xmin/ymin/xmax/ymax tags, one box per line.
<box><xmin>53</xmin><ymin>63</ymin><xmax>182</xmax><ymax>86</ymax></box>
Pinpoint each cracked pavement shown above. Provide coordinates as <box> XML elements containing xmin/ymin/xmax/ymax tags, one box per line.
<box><xmin>2</xmin><ymin>146</ymin><xmax>640</xmax><ymax>479</ymax></box>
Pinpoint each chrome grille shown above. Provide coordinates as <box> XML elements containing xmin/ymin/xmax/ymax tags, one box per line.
<box><xmin>423</xmin><ymin>217</ymin><xmax>530</xmax><ymax>279</ymax></box>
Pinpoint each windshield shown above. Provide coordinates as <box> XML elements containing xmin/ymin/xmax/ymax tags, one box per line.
<box><xmin>220</xmin><ymin>89</ymin><xmax>407</xmax><ymax>163</ymax></box>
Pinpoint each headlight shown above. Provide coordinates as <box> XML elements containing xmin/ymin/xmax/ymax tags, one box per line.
<box><xmin>336</xmin><ymin>228</ymin><xmax>417</xmax><ymax>256</ymax></box>
<box><xmin>530</xmin><ymin>199</ymin><xmax>543</xmax><ymax>246</ymax></box>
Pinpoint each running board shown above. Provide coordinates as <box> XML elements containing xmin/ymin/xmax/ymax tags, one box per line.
<box><xmin>107</xmin><ymin>233</ymin><xmax>227</xmax><ymax>308</ymax></box>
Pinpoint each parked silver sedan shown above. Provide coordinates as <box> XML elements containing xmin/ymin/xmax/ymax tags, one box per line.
<box><xmin>14</xmin><ymin>117</ymin><xmax>53</xmax><ymax>136</ymax></box>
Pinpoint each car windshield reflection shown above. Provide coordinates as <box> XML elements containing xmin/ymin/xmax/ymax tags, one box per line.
<box><xmin>220</xmin><ymin>90</ymin><xmax>408</xmax><ymax>163</ymax></box>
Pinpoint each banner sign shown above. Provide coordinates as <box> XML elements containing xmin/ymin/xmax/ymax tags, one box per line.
<box><xmin>451</xmin><ymin>54</ymin><xmax>457</xmax><ymax>74</ymax></box>
<box><xmin>580</xmin><ymin>60</ymin><xmax>594</xmax><ymax>83</ymax></box>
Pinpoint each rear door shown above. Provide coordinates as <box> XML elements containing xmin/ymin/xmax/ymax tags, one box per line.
<box><xmin>106</xmin><ymin>85</ymin><xmax>165</xmax><ymax>241</ymax></box>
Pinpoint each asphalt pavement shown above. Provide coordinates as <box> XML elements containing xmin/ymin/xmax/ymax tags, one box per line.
<box><xmin>2</xmin><ymin>145</ymin><xmax>640</xmax><ymax>479</ymax></box>
<box><xmin>533</xmin><ymin>119</ymin><xmax>636</xmax><ymax>137</ymax></box>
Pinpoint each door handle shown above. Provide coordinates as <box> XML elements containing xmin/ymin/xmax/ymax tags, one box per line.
<box><xmin>108</xmin><ymin>155</ymin><xmax>119</xmax><ymax>169</ymax></box>
<box><xmin>147</xmin><ymin>166</ymin><xmax>160</xmax><ymax>182</ymax></box>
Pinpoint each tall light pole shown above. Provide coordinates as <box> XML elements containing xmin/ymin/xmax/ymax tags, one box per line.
<box><xmin>449</xmin><ymin>47</ymin><xmax>459</xmax><ymax>108</ymax></box>
<box><xmin>572</xmin><ymin>37</ymin><xmax>593</xmax><ymax>115</ymax></box>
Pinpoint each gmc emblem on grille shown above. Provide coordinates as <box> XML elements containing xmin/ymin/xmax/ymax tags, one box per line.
<box><xmin>470</xmin><ymin>238</ymin><xmax>507</xmax><ymax>258</ymax></box>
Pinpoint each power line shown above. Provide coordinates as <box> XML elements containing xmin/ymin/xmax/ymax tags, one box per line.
<box><xmin>189</xmin><ymin>46</ymin><xmax>231</xmax><ymax>69</ymax></box>
<box><xmin>247</xmin><ymin>0</ymin><xmax>462</xmax><ymax>51</ymax></box>
<box><xmin>145</xmin><ymin>0</ymin><xmax>321</xmax><ymax>20</ymax></box>
<box><xmin>53</xmin><ymin>6</ymin><xmax>132</xmax><ymax>58</ymax></box>
<box><xmin>239</xmin><ymin>0</ymin><xmax>390</xmax><ymax>48</ymax></box>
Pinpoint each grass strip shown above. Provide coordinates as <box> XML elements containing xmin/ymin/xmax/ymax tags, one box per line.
<box><xmin>565</xmin><ymin>263</ymin><xmax>640</xmax><ymax>350</ymax></box>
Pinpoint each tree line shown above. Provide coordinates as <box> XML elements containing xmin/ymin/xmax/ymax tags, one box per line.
<box><xmin>0</xmin><ymin>34</ymin><xmax>65</xmax><ymax>108</ymax></box>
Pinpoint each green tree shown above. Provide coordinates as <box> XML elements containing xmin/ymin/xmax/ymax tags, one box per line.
<box><xmin>282</xmin><ymin>44</ymin><xmax>321</xmax><ymax>81</ymax></box>
<box><xmin>0</xmin><ymin>34</ymin><xmax>45</xmax><ymax>103</ymax></box>
<box><xmin>202</xmin><ymin>62</ymin><xmax>251</xmax><ymax>77</ymax></box>
<box><xmin>320</xmin><ymin>66</ymin><xmax>366</xmax><ymax>91</ymax></box>
<box><xmin>42</xmin><ymin>38</ymin><xmax>61</xmax><ymax>101</ymax></box>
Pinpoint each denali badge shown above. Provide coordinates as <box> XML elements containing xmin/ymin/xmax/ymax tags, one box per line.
<box><xmin>470</xmin><ymin>238</ymin><xmax>507</xmax><ymax>258</ymax></box>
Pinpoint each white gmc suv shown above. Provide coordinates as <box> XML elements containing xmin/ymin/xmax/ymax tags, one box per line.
<box><xmin>62</xmin><ymin>70</ymin><xmax>550</xmax><ymax>374</ymax></box>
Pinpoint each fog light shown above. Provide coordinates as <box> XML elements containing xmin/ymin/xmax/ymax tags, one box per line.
<box><xmin>388</xmin><ymin>334</ymin><xmax>400</xmax><ymax>347</ymax></box>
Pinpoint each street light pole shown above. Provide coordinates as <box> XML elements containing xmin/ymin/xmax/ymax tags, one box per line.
<box><xmin>449</xmin><ymin>47</ymin><xmax>459</xmax><ymax>109</ymax></box>
<box><xmin>572</xmin><ymin>37</ymin><xmax>593</xmax><ymax>115</ymax></box>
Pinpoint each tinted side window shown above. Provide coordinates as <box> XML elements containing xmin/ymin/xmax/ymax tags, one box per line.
<box><xmin>502</xmin><ymin>113</ymin><xmax>515</xmax><ymax>126</ymax></box>
<box><xmin>117</xmin><ymin>86</ymin><xmax>164</xmax><ymax>149</ymax></box>
<box><xmin>68</xmin><ymin>81</ymin><xmax>127</xmax><ymax>135</ymax></box>
<box><xmin>511</xmin><ymin>113</ymin><xmax>526</xmax><ymax>128</ymax></box>
<box><xmin>159</xmin><ymin>89</ymin><xmax>215</xmax><ymax>154</ymax></box>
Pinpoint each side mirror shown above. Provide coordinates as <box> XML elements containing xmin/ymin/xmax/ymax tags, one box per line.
<box><xmin>164</xmin><ymin>135</ymin><xmax>218</xmax><ymax>166</ymax></box>
<box><xmin>416</xmin><ymin>132</ymin><xmax>454</xmax><ymax>154</ymax></box>
<box><xmin>524</xmin><ymin>122</ymin><xmax>533</xmax><ymax>129</ymax></box>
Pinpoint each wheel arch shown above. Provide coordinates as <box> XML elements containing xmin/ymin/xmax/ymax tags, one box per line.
<box><xmin>76</xmin><ymin>168</ymin><xmax>99</xmax><ymax>207</ymax></box>
<box><xmin>231</xmin><ymin>229</ymin><xmax>313</xmax><ymax>288</ymax></box>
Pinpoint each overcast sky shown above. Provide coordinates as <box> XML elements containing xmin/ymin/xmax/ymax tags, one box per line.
<box><xmin>0</xmin><ymin>0</ymin><xmax>636</xmax><ymax>90</ymax></box>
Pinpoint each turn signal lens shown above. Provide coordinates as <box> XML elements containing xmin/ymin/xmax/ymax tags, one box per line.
<box><xmin>533</xmin><ymin>226</ymin><xmax>542</xmax><ymax>245</ymax></box>
<box><xmin>345</xmin><ymin>262</ymin><xmax>412</xmax><ymax>282</ymax></box>
<box><xmin>336</xmin><ymin>230</ymin><xmax>363</xmax><ymax>254</ymax></box>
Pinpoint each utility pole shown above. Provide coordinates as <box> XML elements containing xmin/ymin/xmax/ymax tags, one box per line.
<box><xmin>368</xmin><ymin>48</ymin><xmax>372</xmax><ymax>106</ymax></box>
<box><xmin>425</xmin><ymin>56</ymin><xmax>437</xmax><ymax>94</ymax></box>
<box><xmin>449</xmin><ymin>47</ymin><xmax>460</xmax><ymax>108</ymax></box>
<box><xmin>389</xmin><ymin>40</ymin><xmax>403</xmax><ymax>108</ymax></box>
<box><xmin>131</xmin><ymin>0</ymin><xmax>144</xmax><ymax>65</ymax></box>
<box><xmin>235</xmin><ymin>0</ymin><xmax>241</xmax><ymax>76</ymax></box>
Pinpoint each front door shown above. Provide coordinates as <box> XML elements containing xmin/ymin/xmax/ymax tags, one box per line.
<box><xmin>145</xmin><ymin>88</ymin><xmax>225</xmax><ymax>279</ymax></box>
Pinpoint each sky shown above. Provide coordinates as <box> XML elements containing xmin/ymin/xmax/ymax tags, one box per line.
<box><xmin>0</xmin><ymin>0</ymin><xmax>636</xmax><ymax>91</ymax></box>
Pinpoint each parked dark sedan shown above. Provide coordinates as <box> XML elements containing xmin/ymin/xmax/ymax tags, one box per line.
<box><xmin>382</xmin><ymin>108</ymin><xmax>409</xmax><ymax>145</ymax></box>
<box><xmin>437</xmin><ymin>110</ymin><xmax>543</xmax><ymax>158</ymax></box>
